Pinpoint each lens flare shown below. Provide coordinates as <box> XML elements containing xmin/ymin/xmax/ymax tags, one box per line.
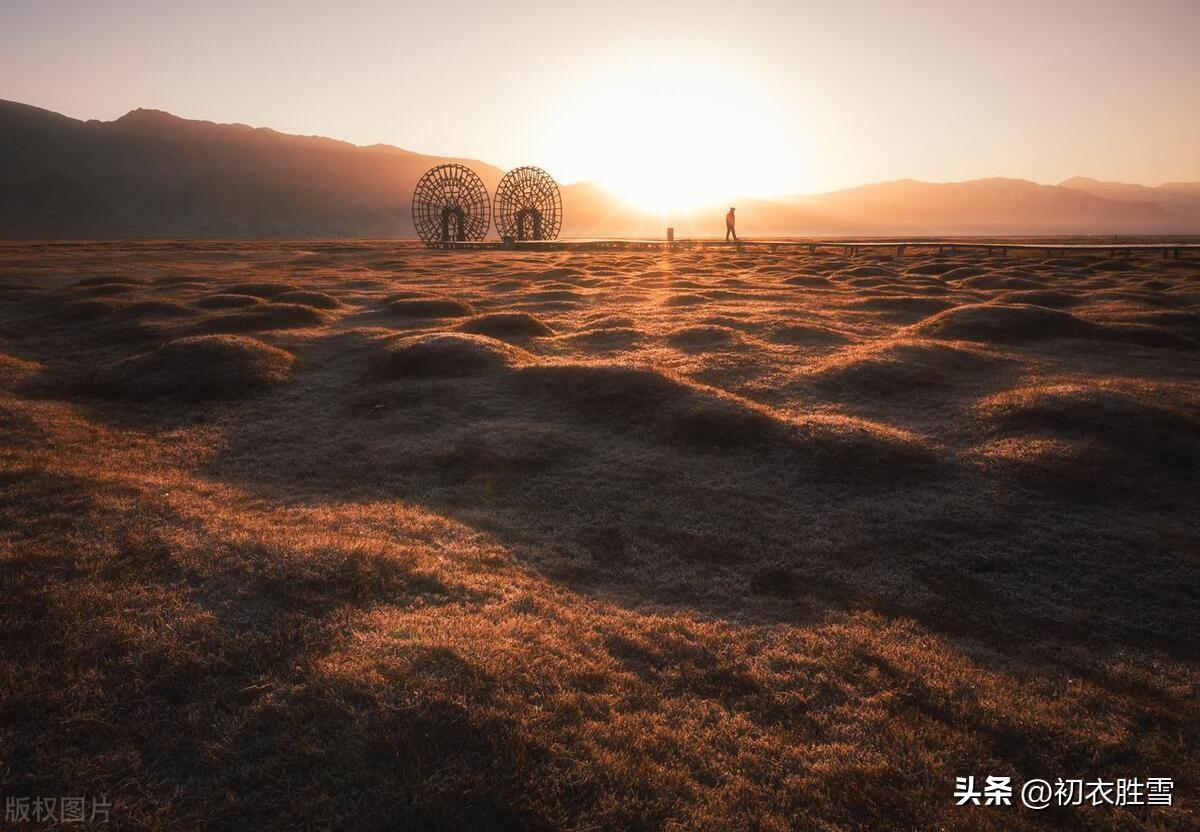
<box><xmin>541</xmin><ymin>56</ymin><xmax>810</xmax><ymax>213</ymax></box>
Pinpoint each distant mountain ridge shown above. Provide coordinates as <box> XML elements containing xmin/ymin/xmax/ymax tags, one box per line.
<box><xmin>564</xmin><ymin>175</ymin><xmax>1200</xmax><ymax>238</ymax></box>
<box><xmin>2</xmin><ymin>99</ymin><xmax>1198</xmax><ymax>238</ymax></box>
<box><xmin>765</xmin><ymin>176</ymin><xmax>1200</xmax><ymax>237</ymax></box>
<box><xmin>1057</xmin><ymin>176</ymin><xmax>1200</xmax><ymax>207</ymax></box>
<box><xmin>0</xmin><ymin>100</ymin><xmax>502</xmax><ymax>238</ymax></box>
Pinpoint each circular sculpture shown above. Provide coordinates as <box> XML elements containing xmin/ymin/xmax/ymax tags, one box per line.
<box><xmin>494</xmin><ymin>166</ymin><xmax>562</xmax><ymax>242</ymax></box>
<box><xmin>412</xmin><ymin>164</ymin><xmax>491</xmax><ymax>247</ymax></box>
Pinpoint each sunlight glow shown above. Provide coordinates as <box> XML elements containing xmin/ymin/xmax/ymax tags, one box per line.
<box><xmin>541</xmin><ymin>57</ymin><xmax>811</xmax><ymax>213</ymax></box>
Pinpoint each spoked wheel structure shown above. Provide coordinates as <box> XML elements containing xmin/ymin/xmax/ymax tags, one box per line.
<box><xmin>412</xmin><ymin>164</ymin><xmax>492</xmax><ymax>247</ymax></box>
<box><xmin>494</xmin><ymin>166</ymin><xmax>562</xmax><ymax>242</ymax></box>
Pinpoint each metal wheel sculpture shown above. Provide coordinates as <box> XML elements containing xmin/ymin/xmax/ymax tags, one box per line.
<box><xmin>494</xmin><ymin>166</ymin><xmax>562</xmax><ymax>242</ymax></box>
<box><xmin>412</xmin><ymin>164</ymin><xmax>491</xmax><ymax>247</ymax></box>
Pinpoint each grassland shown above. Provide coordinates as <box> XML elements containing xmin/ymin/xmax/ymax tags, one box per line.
<box><xmin>0</xmin><ymin>240</ymin><xmax>1197</xmax><ymax>830</ymax></box>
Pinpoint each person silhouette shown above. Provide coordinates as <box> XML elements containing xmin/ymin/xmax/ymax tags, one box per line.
<box><xmin>725</xmin><ymin>207</ymin><xmax>737</xmax><ymax>242</ymax></box>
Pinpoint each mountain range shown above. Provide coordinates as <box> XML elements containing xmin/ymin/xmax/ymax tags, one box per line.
<box><xmin>2</xmin><ymin>99</ymin><xmax>1198</xmax><ymax>238</ymax></box>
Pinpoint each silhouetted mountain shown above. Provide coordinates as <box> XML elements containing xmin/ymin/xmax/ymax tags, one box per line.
<box><xmin>2</xmin><ymin>100</ymin><xmax>1198</xmax><ymax>238</ymax></box>
<box><xmin>773</xmin><ymin>177</ymin><xmax>1198</xmax><ymax>236</ymax></box>
<box><xmin>1059</xmin><ymin>176</ymin><xmax>1200</xmax><ymax>212</ymax></box>
<box><xmin>0</xmin><ymin>100</ymin><xmax>501</xmax><ymax>237</ymax></box>
<box><xmin>566</xmin><ymin>176</ymin><xmax>1200</xmax><ymax>237</ymax></box>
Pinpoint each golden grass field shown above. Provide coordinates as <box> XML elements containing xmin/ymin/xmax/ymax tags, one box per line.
<box><xmin>1</xmin><ymin>240</ymin><xmax>1197</xmax><ymax>830</ymax></box>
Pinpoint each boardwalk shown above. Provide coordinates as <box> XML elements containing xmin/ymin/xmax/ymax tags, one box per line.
<box><xmin>434</xmin><ymin>237</ymin><xmax>1200</xmax><ymax>259</ymax></box>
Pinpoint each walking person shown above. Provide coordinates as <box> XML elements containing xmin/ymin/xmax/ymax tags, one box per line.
<box><xmin>725</xmin><ymin>206</ymin><xmax>737</xmax><ymax>242</ymax></box>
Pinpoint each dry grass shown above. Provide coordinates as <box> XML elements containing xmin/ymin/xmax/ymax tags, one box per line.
<box><xmin>87</xmin><ymin>335</ymin><xmax>295</xmax><ymax>401</ymax></box>
<box><xmin>0</xmin><ymin>240</ymin><xmax>1197</xmax><ymax>830</ymax></box>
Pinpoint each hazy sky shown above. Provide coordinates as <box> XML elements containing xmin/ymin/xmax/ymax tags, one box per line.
<box><xmin>3</xmin><ymin>0</ymin><xmax>1198</xmax><ymax>206</ymax></box>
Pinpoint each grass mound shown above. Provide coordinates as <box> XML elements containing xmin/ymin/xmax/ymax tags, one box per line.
<box><xmin>72</xmin><ymin>281</ymin><xmax>141</xmax><ymax>296</ymax></box>
<box><xmin>71</xmin><ymin>275</ymin><xmax>142</xmax><ymax>288</ymax></box>
<box><xmin>915</xmin><ymin>303</ymin><xmax>1096</xmax><ymax>342</ymax></box>
<box><xmin>485</xmin><ymin>279</ymin><xmax>526</xmax><ymax>293</ymax></box>
<box><xmin>580</xmin><ymin>314</ymin><xmax>637</xmax><ymax>330</ymax></box>
<box><xmin>668</xmin><ymin>398</ymin><xmax>786</xmax><ymax>448</ymax></box>
<box><xmin>839</xmin><ymin>265</ymin><xmax>898</xmax><ymax>278</ymax></box>
<box><xmin>536</xmin><ymin>267</ymin><xmax>582</xmax><ymax>280</ymax></box>
<box><xmin>1042</xmin><ymin>257</ymin><xmax>1092</xmax><ymax>268</ymax></box>
<box><xmin>199</xmin><ymin>303</ymin><xmax>330</xmax><ymax>333</ymax></box>
<box><xmin>458</xmin><ymin>312</ymin><xmax>553</xmax><ymax>338</ymax></box>
<box><xmin>224</xmin><ymin>282</ymin><xmax>301</xmax><ymax>299</ymax></box>
<box><xmin>514</xmin><ymin>363</ymin><xmax>784</xmax><ymax>449</ymax></box>
<box><xmin>57</xmin><ymin>298</ymin><xmax>124</xmax><ymax>321</ymax></box>
<box><xmin>976</xmin><ymin>384</ymin><xmax>1200</xmax><ymax>495</ymax></box>
<box><xmin>905</xmin><ymin>261</ymin><xmax>959</xmax><ymax>276</ymax></box>
<box><xmin>195</xmin><ymin>293</ymin><xmax>264</xmax><ymax>309</ymax></box>
<box><xmin>960</xmin><ymin>273</ymin><xmax>1045</xmax><ymax>290</ymax></box>
<box><xmin>663</xmin><ymin>293</ymin><xmax>707</xmax><ymax>307</ymax></box>
<box><xmin>794</xmin><ymin>414</ymin><xmax>936</xmax><ymax>474</ymax></box>
<box><xmin>939</xmin><ymin>266</ymin><xmax>986</xmax><ymax>280</ymax></box>
<box><xmin>61</xmin><ymin>298</ymin><xmax>195</xmax><ymax>322</ymax></box>
<box><xmin>995</xmin><ymin>289</ymin><xmax>1081</xmax><ymax>309</ymax></box>
<box><xmin>846</xmin><ymin>296</ymin><xmax>954</xmax><ymax>317</ymax></box>
<box><xmin>808</xmin><ymin>339</ymin><xmax>1007</xmax><ymax>399</ymax></box>
<box><xmin>702</xmin><ymin>288</ymin><xmax>750</xmax><ymax>301</ymax></box>
<box><xmin>782</xmin><ymin>274</ymin><xmax>833</xmax><ymax>288</ymax></box>
<box><xmin>0</xmin><ymin>352</ymin><xmax>39</xmax><ymax>388</ymax></box>
<box><xmin>881</xmin><ymin>280</ymin><xmax>952</xmax><ymax>296</ymax></box>
<box><xmin>113</xmin><ymin>300</ymin><xmax>196</xmax><ymax>320</ymax></box>
<box><xmin>1089</xmin><ymin>259</ymin><xmax>1141</xmax><ymax>272</ymax></box>
<box><xmin>979</xmin><ymin>383</ymin><xmax>1199</xmax><ymax>462</ymax></box>
<box><xmin>154</xmin><ymin>275</ymin><xmax>210</xmax><ymax>286</ymax></box>
<box><xmin>1096</xmin><ymin>310</ymin><xmax>1200</xmax><ymax>331</ymax></box>
<box><xmin>1090</xmin><ymin>288</ymin><xmax>1183</xmax><ymax>309</ymax></box>
<box><xmin>667</xmin><ymin>325</ymin><xmax>741</xmax><ymax>350</ymax></box>
<box><xmin>274</xmin><ymin>290</ymin><xmax>343</xmax><ymax>309</ymax></box>
<box><xmin>92</xmin><ymin>335</ymin><xmax>294</xmax><ymax>401</ymax></box>
<box><xmin>916</xmin><ymin>303</ymin><xmax>1193</xmax><ymax>350</ymax></box>
<box><xmin>376</xmin><ymin>333</ymin><xmax>527</xmax><ymax>378</ymax></box>
<box><xmin>766</xmin><ymin>324</ymin><xmax>851</xmax><ymax>345</ymax></box>
<box><xmin>838</xmin><ymin>276</ymin><xmax>894</xmax><ymax>289</ymax></box>
<box><xmin>380</xmin><ymin>298</ymin><xmax>476</xmax><ymax>318</ymax></box>
<box><xmin>524</xmin><ymin>289</ymin><xmax>587</xmax><ymax>303</ymax></box>
<box><xmin>1100</xmin><ymin>323</ymin><xmax>1197</xmax><ymax>350</ymax></box>
<box><xmin>563</xmin><ymin>327</ymin><xmax>642</xmax><ymax>351</ymax></box>
<box><xmin>510</xmin><ymin>363</ymin><xmax>934</xmax><ymax>466</ymax></box>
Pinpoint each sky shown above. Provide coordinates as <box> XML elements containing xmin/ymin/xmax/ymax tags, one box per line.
<box><xmin>3</xmin><ymin>0</ymin><xmax>1199</xmax><ymax>210</ymax></box>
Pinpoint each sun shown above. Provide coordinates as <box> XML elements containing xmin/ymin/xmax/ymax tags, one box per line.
<box><xmin>541</xmin><ymin>56</ymin><xmax>808</xmax><ymax>214</ymax></box>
